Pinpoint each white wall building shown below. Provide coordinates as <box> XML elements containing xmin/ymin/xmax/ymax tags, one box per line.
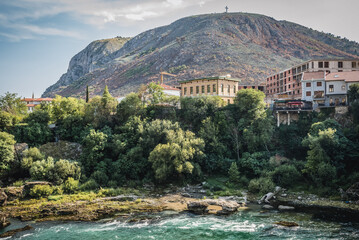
<box><xmin>301</xmin><ymin>72</ymin><xmax>326</xmax><ymax>107</ymax></box>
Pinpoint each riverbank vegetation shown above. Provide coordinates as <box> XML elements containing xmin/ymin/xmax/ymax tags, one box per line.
<box><xmin>1</xmin><ymin>83</ymin><xmax>359</xmax><ymax>199</ymax></box>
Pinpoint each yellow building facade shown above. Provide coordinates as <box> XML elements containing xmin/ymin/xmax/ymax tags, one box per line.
<box><xmin>179</xmin><ymin>76</ymin><xmax>241</xmax><ymax>104</ymax></box>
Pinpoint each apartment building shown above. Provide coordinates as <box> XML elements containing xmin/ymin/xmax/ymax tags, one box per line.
<box><xmin>179</xmin><ymin>76</ymin><xmax>240</xmax><ymax>104</ymax></box>
<box><xmin>266</xmin><ymin>59</ymin><xmax>359</xmax><ymax>100</ymax></box>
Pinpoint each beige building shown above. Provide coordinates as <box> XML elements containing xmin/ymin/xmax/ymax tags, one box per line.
<box><xmin>179</xmin><ymin>76</ymin><xmax>241</xmax><ymax>104</ymax></box>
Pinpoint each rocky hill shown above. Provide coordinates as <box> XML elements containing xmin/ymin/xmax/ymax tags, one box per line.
<box><xmin>42</xmin><ymin>12</ymin><xmax>359</xmax><ymax>98</ymax></box>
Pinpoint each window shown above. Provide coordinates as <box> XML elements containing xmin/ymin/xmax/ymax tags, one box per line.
<box><xmin>329</xmin><ymin>85</ymin><xmax>334</xmax><ymax>92</ymax></box>
<box><xmin>288</xmin><ymin>85</ymin><xmax>291</xmax><ymax>89</ymax></box>
<box><xmin>306</xmin><ymin>91</ymin><xmax>311</xmax><ymax>96</ymax></box>
<box><xmin>228</xmin><ymin>85</ymin><xmax>230</xmax><ymax>93</ymax></box>
<box><xmin>221</xmin><ymin>84</ymin><xmax>224</xmax><ymax>93</ymax></box>
<box><xmin>288</xmin><ymin>77</ymin><xmax>291</xmax><ymax>81</ymax></box>
<box><xmin>352</xmin><ymin>62</ymin><xmax>357</xmax><ymax>68</ymax></box>
<box><xmin>207</xmin><ymin>85</ymin><xmax>210</xmax><ymax>93</ymax></box>
<box><xmin>341</xmin><ymin>85</ymin><xmax>346</xmax><ymax>91</ymax></box>
<box><xmin>324</xmin><ymin>62</ymin><xmax>329</xmax><ymax>68</ymax></box>
<box><xmin>184</xmin><ymin>87</ymin><xmax>187</xmax><ymax>95</ymax></box>
<box><xmin>317</xmin><ymin>82</ymin><xmax>322</xmax><ymax>87</ymax></box>
<box><xmin>306</xmin><ymin>82</ymin><xmax>311</xmax><ymax>87</ymax></box>
<box><xmin>213</xmin><ymin>84</ymin><xmax>216</xmax><ymax>92</ymax></box>
<box><xmin>227</xmin><ymin>99</ymin><xmax>230</xmax><ymax>104</ymax></box>
<box><xmin>196</xmin><ymin>86</ymin><xmax>199</xmax><ymax>94</ymax></box>
<box><xmin>252</xmin><ymin>86</ymin><xmax>255</xmax><ymax>89</ymax></box>
<box><xmin>338</xmin><ymin>62</ymin><xmax>343</xmax><ymax>68</ymax></box>
<box><xmin>190</xmin><ymin>87</ymin><xmax>193</xmax><ymax>94</ymax></box>
<box><xmin>202</xmin><ymin>85</ymin><xmax>205</xmax><ymax>93</ymax></box>
<box><xmin>298</xmin><ymin>90</ymin><xmax>300</xmax><ymax>94</ymax></box>
<box><xmin>318</xmin><ymin>62</ymin><xmax>323</xmax><ymax>68</ymax></box>
<box><xmin>312</xmin><ymin>62</ymin><xmax>314</xmax><ymax>68</ymax></box>
<box><xmin>233</xmin><ymin>86</ymin><xmax>236</xmax><ymax>94</ymax></box>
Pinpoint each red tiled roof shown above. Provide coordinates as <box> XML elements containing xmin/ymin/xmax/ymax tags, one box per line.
<box><xmin>22</xmin><ymin>98</ymin><xmax>53</xmax><ymax>102</ymax></box>
<box><xmin>326</xmin><ymin>71</ymin><xmax>359</xmax><ymax>82</ymax></box>
<box><xmin>302</xmin><ymin>72</ymin><xmax>325</xmax><ymax>81</ymax></box>
<box><xmin>160</xmin><ymin>84</ymin><xmax>180</xmax><ymax>91</ymax></box>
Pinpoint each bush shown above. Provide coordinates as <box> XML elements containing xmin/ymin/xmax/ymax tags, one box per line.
<box><xmin>271</xmin><ymin>164</ymin><xmax>302</xmax><ymax>188</ymax></box>
<box><xmin>79</xmin><ymin>179</ymin><xmax>99</xmax><ymax>191</ymax></box>
<box><xmin>91</xmin><ymin>170</ymin><xmax>109</xmax><ymax>186</ymax></box>
<box><xmin>29</xmin><ymin>185</ymin><xmax>53</xmax><ymax>198</ymax></box>
<box><xmin>52</xmin><ymin>186</ymin><xmax>64</xmax><ymax>195</ymax></box>
<box><xmin>228</xmin><ymin>162</ymin><xmax>240</xmax><ymax>184</ymax></box>
<box><xmin>63</xmin><ymin>177</ymin><xmax>79</xmax><ymax>194</ymax></box>
<box><xmin>248</xmin><ymin>177</ymin><xmax>275</xmax><ymax>195</ymax></box>
<box><xmin>315</xmin><ymin>162</ymin><xmax>337</xmax><ymax>186</ymax></box>
<box><xmin>12</xmin><ymin>180</ymin><xmax>24</xmax><ymax>187</ymax></box>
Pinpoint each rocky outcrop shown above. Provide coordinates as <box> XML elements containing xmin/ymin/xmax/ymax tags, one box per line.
<box><xmin>3</xmin><ymin>187</ymin><xmax>23</xmax><ymax>201</ymax></box>
<box><xmin>0</xmin><ymin>213</ymin><xmax>10</xmax><ymax>229</ymax></box>
<box><xmin>42</xmin><ymin>12</ymin><xmax>359</xmax><ymax>98</ymax></box>
<box><xmin>187</xmin><ymin>199</ymin><xmax>241</xmax><ymax>215</ymax></box>
<box><xmin>0</xmin><ymin>189</ymin><xmax>7</xmax><ymax>206</ymax></box>
<box><xmin>0</xmin><ymin>225</ymin><xmax>33</xmax><ymax>238</ymax></box>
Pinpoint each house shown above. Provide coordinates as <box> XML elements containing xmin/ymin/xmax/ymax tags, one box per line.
<box><xmin>179</xmin><ymin>75</ymin><xmax>241</xmax><ymax>104</ymax></box>
<box><xmin>325</xmin><ymin>71</ymin><xmax>359</xmax><ymax>106</ymax></box>
<box><xmin>301</xmin><ymin>72</ymin><xmax>326</xmax><ymax>107</ymax></box>
<box><xmin>21</xmin><ymin>97</ymin><xmax>53</xmax><ymax>112</ymax></box>
<box><xmin>160</xmin><ymin>84</ymin><xmax>181</xmax><ymax>97</ymax></box>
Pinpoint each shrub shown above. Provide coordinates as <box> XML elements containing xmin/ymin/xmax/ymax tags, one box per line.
<box><xmin>248</xmin><ymin>177</ymin><xmax>275</xmax><ymax>195</ymax></box>
<box><xmin>52</xmin><ymin>186</ymin><xmax>64</xmax><ymax>195</ymax></box>
<box><xmin>271</xmin><ymin>164</ymin><xmax>302</xmax><ymax>188</ymax></box>
<box><xmin>29</xmin><ymin>185</ymin><xmax>53</xmax><ymax>198</ymax></box>
<box><xmin>63</xmin><ymin>177</ymin><xmax>79</xmax><ymax>194</ymax></box>
<box><xmin>12</xmin><ymin>180</ymin><xmax>24</xmax><ymax>187</ymax></box>
<box><xmin>48</xmin><ymin>195</ymin><xmax>63</xmax><ymax>201</ymax></box>
<box><xmin>91</xmin><ymin>170</ymin><xmax>109</xmax><ymax>186</ymax></box>
<box><xmin>79</xmin><ymin>179</ymin><xmax>99</xmax><ymax>191</ymax></box>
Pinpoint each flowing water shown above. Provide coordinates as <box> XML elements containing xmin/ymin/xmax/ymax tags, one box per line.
<box><xmin>2</xmin><ymin>208</ymin><xmax>359</xmax><ymax>239</ymax></box>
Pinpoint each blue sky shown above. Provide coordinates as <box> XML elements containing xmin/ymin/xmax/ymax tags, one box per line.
<box><xmin>1</xmin><ymin>0</ymin><xmax>358</xmax><ymax>98</ymax></box>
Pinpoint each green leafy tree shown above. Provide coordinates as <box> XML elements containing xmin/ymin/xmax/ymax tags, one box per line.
<box><xmin>0</xmin><ymin>131</ymin><xmax>16</xmax><ymax>177</ymax></box>
<box><xmin>30</xmin><ymin>157</ymin><xmax>55</xmax><ymax>180</ymax></box>
<box><xmin>12</xmin><ymin>122</ymin><xmax>53</xmax><ymax>147</ymax></box>
<box><xmin>147</xmin><ymin>82</ymin><xmax>164</xmax><ymax>105</ymax></box>
<box><xmin>81</xmin><ymin>129</ymin><xmax>108</xmax><ymax>175</ymax></box>
<box><xmin>0</xmin><ymin>92</ymin><xmax>27</xmax><ymax>117</ymax></box>
<box><xmin>148</xmin><ymin>128</ymin><xmax>204</xmax><ymax>182</ymax></box>
<box><xmin>51</xmin><ymin>159</ymin><xmax>81</xmax><ymax>185</ymax></box>
<box><xmin>116</xmin><ymin>93</ymin><xmax>143</xmax><ymax>124</ymax></box>
<box><xmin>0</xmin><ymin>111</ymin><xmax>13</xmax><ymax>131</ymax></box>
<box><xmin>63</xmin><ymin>177</ymin><xmax>79</xmax><ymax>194</ymax></box>
<box><xmin>21</xmin><ymin>147</ymin><xmax>44</xmax><ymax>170</ymax></box>
<box><xmin>51</xmin><ymin>95</ymin><xmax>85</xmax><ymax>122</ymax></box>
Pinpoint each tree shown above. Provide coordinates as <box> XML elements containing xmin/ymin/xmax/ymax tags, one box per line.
<box><xmin>147</xmin><ymin>82</ymin><xmax>164</xmax><ymax>105</ymax></box>
<box><xmin>30</xmin><ymin>157</ymin><xmax>55</xmax><ymax>180</ymax></box>
<box><xmin>86</xmin><ymin>85</ymin><xmax>89</xmax><ymax>103</ymax></box>
<box><xmin>81</xmin><ymin>129</ymin><xmax>108</xmax><ymax>175</ymax></box>
<box><xmin>228</xmin><ymin>162</ymin><xmax>240</xmax><ymax>184</ymax></box>
<box><xmin>0</xmin><ymin>92</ymin><xmax>27</xmax><ymax>116</ymax></box>
<box><xmin>0</xmin><ymin>131</ymin><xmax>16</xmax><ymax>177</ymax></box>
<box><xmin>348</xmin><ymin>83</ymin><xmax>359</xmax><ymax>104</ymax></box>
<box><xmin>116</xmin><ymin>93</ymin><xmax>143</xmax><ymax>124</ymax></box>
<box><xmin>148</xmin><ymin>128</ymin><xmax>205</xmax><ymax>182</ymax></box>
<box><xmin>51</xmin><ymin>95</ymin><xmax>85</xmax><ymax>122</ymax></box>
<box><xmin>21</xmin><ymin>147</ymin><xmax>44</xmax><ymax>170</ymax></box>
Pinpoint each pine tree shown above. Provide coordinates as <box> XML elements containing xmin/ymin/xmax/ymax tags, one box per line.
<box><xmin>228</xmin><ymin>162</ymin><xmax>240</xmax><ymax>184</ymax></box>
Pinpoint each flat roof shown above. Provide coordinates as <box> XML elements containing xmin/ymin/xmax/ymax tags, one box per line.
<box><xmin>179</xmin><ymin>76</ymin><xmax>241</xmax><ymax>84</ymax></box>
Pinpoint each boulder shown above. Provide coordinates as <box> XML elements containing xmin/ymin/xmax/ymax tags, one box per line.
<box><xmin>278</xmin><ymin>205</ymin><xmax>295</xmax><ymax>211</ymax></box>
<box><xmin>275</xmin><ymin>221</ymin><xmax>299</xmax><ymax>227</ymax></box>
<box><xmin>262</xmin><ymin>204</ymin><xmax>274</xmax><ymax>210</ymax></box>
<box><xmin>187</xmin><ymin>201</ymin><xmax>209</xmax><ymax>214</ymax></box>
<box><xmin>4</xmin><ymin>187</ymin><xmax>23</xmax><ymax>201</ymax></box>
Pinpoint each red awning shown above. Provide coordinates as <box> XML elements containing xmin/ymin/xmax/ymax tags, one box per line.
<box><xmin>287</xmin><ymin>102</ymin><xmax>303</xmax><ymax>105</ymax></box>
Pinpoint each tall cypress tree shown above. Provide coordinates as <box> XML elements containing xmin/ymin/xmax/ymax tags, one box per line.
<box><xmin>86</xmin><ymin>85</ymin><xmax>89</xmax><ymax>103</ymax></box>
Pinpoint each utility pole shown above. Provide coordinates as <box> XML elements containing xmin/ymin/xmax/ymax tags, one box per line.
<box><xmin>225</xmin><ymin>6</ymin><xmax>228</xmax><ymax>13</ymax></box>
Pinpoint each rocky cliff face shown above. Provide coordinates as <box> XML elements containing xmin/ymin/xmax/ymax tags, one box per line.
<box><xmin>42</xmin><ymin>12</ymin><xmax>359</xmax><ymax>98</ymax></box>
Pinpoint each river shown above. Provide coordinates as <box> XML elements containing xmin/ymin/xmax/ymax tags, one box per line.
<box><xmin>1</xmin><ymin>207</ymin><xmax>359</xmax><ymax>239</ymax></box>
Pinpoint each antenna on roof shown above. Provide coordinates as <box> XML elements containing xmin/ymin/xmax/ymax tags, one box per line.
<box><xmin>32</xmin><ymin>92</ymin><xmax>34</xmax><ymax>99</ymax></box>
<box><xmin>225</xmin><ymin>6</ymin><xmax>228</xmax><ymax>13</ymax></box>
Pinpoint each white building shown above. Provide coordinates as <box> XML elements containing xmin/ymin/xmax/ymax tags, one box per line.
<box><xmin>325</xmin><ymin>71</ymin><xmax>359</xmax><ymax>106</ymax></box>
<box><xmin>301</xmin><ymin>72</ymin><xmax>326</xmax><ymax>107</ymax></box>
<box><xmin>21</xmin><ymin>97</ymin><xmax>53</xmax><ymax>112</ymax></box>
<box><xmin>160</xmin><ymin>84</ymin><xmax>180</xmax><ymax>97</ymax></box>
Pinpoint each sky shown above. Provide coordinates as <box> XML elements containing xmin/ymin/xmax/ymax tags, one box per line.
<box><xmin>0</xmin><ymin>0</ymin><xmax>358</xmax><ymax>98</ymax></box>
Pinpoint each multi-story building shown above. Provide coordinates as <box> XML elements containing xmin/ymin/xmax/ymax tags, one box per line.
<box><xmin>238</xmin><ymin>83</ymin><xmax>266</xmax><ymax>93</ymax></box>
<box><xmin>179</xmin><ymin>76</ymin><xmax>240</xmax><ymax>104</ymax></box>
<box><xmin>301</xmin><ymin>72</ymin><xmax>326</xmax><ymax>107</ymax></box>
<box><xmin>325</xmin><ymin>71</ymin><xmax>359</xmax><ymax>106</ymax></box>
<box><xmin>266</xmin><ymin>59</ymin><xmax>359</xmax><ymax>100</ymax></box>
<box><xmin>21</xmin><ymin>97</ymin><xmax>53</xmax><ymax>112</ymax></box>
